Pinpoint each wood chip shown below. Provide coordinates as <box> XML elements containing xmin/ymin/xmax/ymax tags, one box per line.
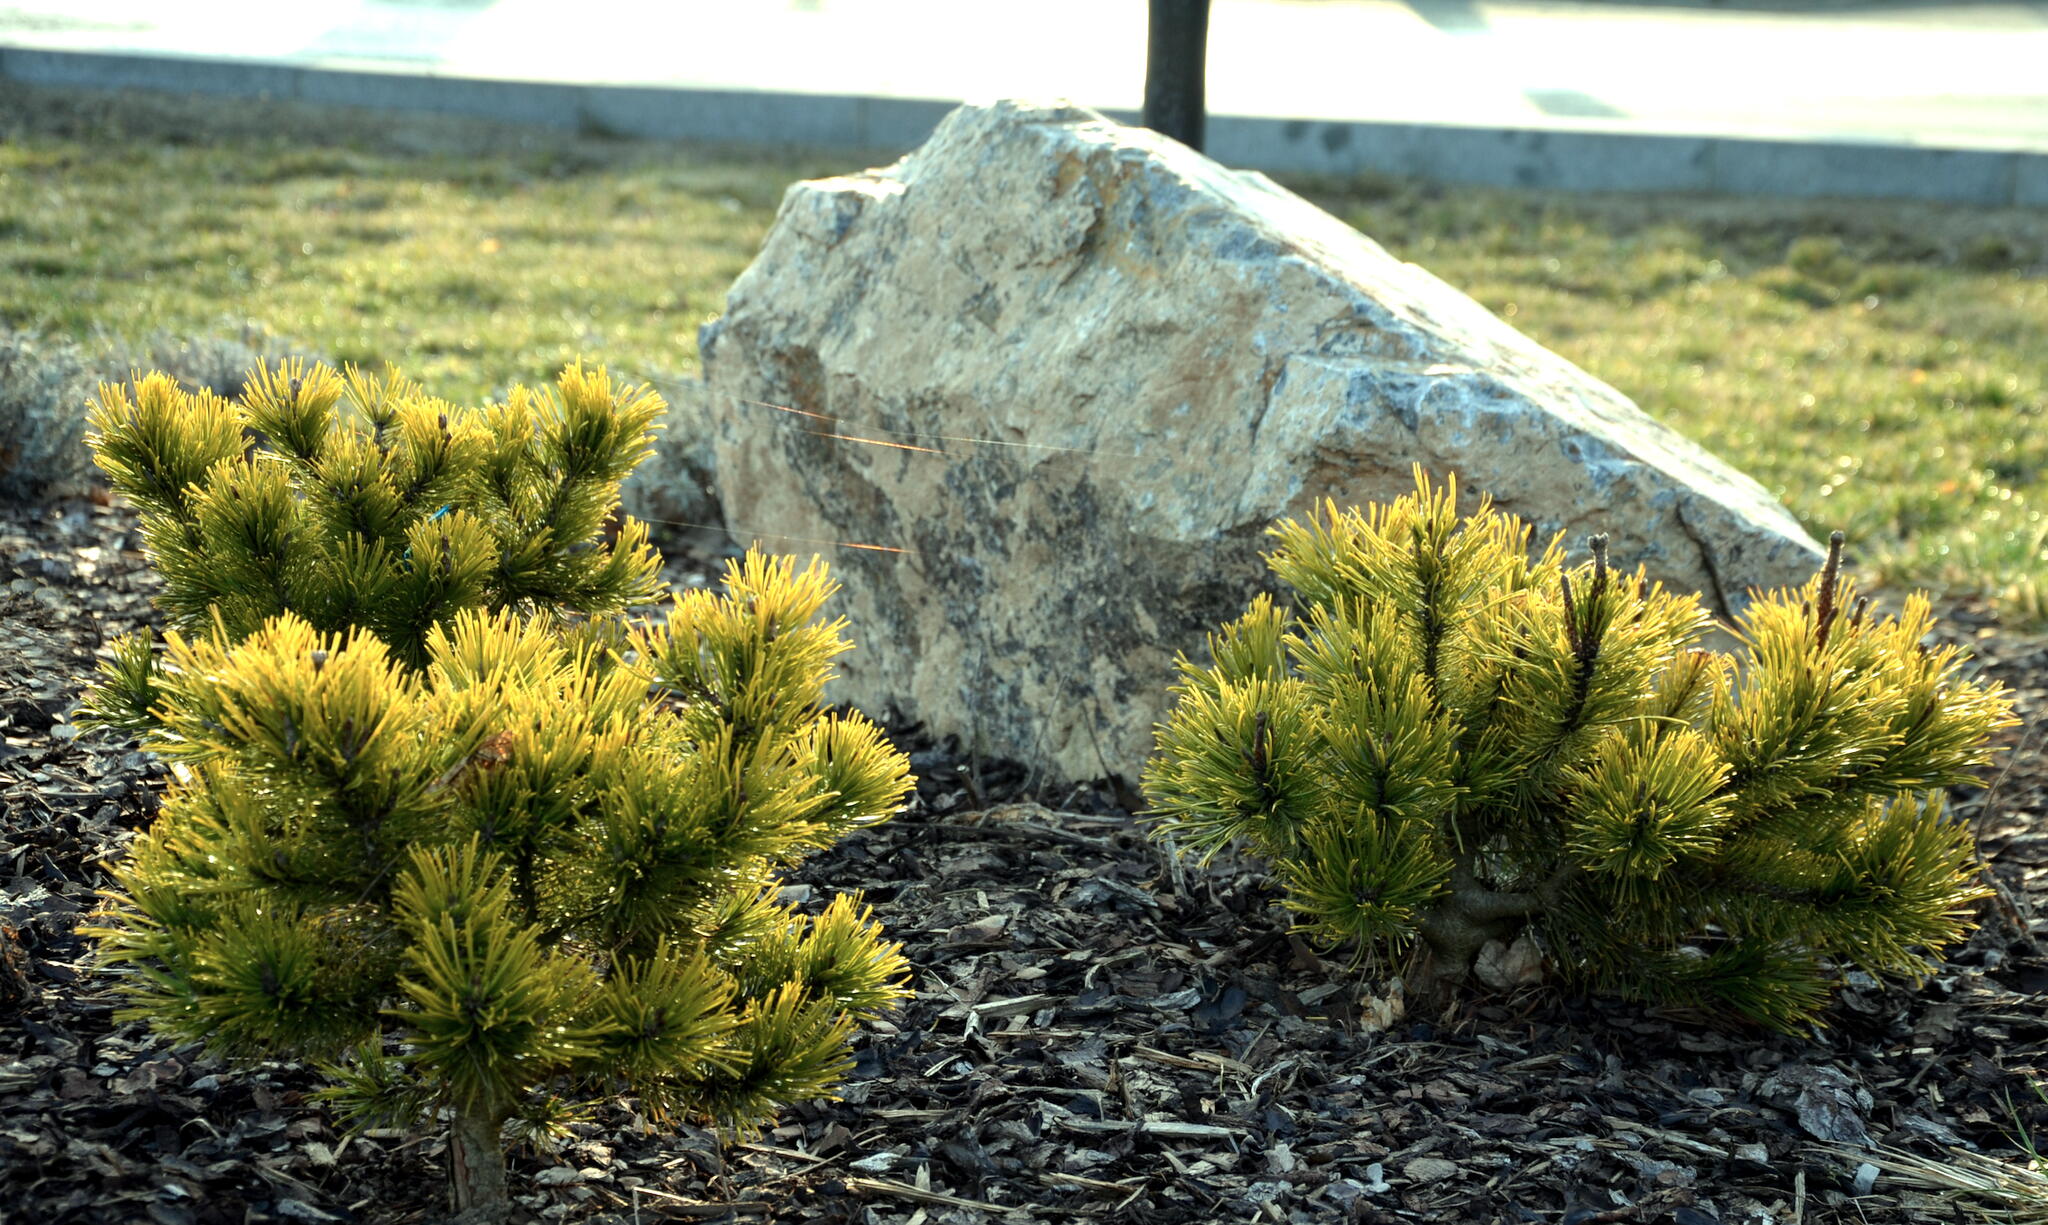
<box><xmin>844</xmin><ymin>1176</ymin><xmax>1015</xmax><ymax>1213</ymax></box>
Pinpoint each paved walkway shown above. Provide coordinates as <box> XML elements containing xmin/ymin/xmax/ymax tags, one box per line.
<box><xmin>4</xmin><ymin>0</ymin><xmax>2046</xmax><ymax>202</ymax></box>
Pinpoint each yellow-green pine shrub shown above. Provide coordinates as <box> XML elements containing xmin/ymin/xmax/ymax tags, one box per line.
<box><xmin>81</xmin><ymin>362</ymin><xmax>914</xmax><ymax>1222</ymax></box>
<box><xmin>1144</xmin><ymin>471</ymin><xmax>2014</xmax><ymax>1029</ymax></box>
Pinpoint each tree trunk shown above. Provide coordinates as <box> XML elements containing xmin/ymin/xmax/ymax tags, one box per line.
<box><xmin>1412</xmin><ymin>904</ymin><xmax>1495</xmax><ymax>1008</ymax></box>
<box><xmin>1142</xmin><ymin>0</ymin><xmax>1212</xmax><ymax>152</ymax></box>
<box><xmin>1410</xmin><ymin>863</ymin><xmax>1558</xmax><ymax>1008</ymax></box>
<box><xmin>448</xmin><ymin>1104</ymin><xmax>511</xmax><ymax>1225</ymax></box>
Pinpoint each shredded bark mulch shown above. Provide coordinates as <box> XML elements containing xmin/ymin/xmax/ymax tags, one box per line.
<box><xmin>5</xmin><ymin>494</ymin><xmax>2048</xmax><ymax>1225</ymax></box>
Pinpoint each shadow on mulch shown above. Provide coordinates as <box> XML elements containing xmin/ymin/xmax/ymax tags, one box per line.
<box><xmin>4</xmin><ymin>494</ymin><xmax>2047</xmax><ymax>1225</ymax></box>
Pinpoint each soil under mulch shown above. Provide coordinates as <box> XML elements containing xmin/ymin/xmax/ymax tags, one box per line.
<box><xmin>6</xmin><ymin>496</ymin><xmax>2048</xmax><ymax>1225</ymax></box>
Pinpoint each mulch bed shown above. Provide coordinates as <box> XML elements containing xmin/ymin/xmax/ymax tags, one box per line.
<box><xmin>6</xmin><ymin>493</ymin><xmax>2048</xmax><ymax>1225</ymax></box>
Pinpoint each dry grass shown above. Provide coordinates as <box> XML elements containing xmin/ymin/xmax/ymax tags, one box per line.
<box><xmin>1844</xmin><ymin>1142</ymin><xmax>2048</xmax><ymax>1223</ymax></box>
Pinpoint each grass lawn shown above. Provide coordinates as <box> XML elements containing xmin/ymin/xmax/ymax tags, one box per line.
<box><xmin>3</xmin><ymin>82</ymin><xmax>2045</xmax><ymax>620</ymax></box>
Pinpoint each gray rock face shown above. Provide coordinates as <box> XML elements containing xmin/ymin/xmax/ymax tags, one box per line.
<box><xmin>653</xmin><ymin>99</ymin><xmax>1823</xmax><ymax>784</ymax></box>
<box><xmin>622</xmin><ymin>376</ymin><xmax>723</xmax><ymax>548</ymax></box>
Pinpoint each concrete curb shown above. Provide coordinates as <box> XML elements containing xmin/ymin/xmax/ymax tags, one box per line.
<box><xmin>3</xmin><ymin>45</ymin><xmax>2043</xmax><ymax>206</ymax></box>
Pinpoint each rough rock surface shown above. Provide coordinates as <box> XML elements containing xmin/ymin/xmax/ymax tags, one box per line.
<box><xmin>655</xmin><ymin>99</ymin><xmax>1824</xmax><ymax>784</ymax></box>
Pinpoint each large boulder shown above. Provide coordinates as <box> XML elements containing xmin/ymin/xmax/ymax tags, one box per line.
<box><xmin>645</xmin><ymin>99</ymin><xmax>1823</xmax><ymax>785</ymax></box>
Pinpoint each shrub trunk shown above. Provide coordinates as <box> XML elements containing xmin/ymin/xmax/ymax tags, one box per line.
<box><xmin>448</xmin><ymin>1106</ymin><xmax>510</xmax><ymax>1225</ymax></box>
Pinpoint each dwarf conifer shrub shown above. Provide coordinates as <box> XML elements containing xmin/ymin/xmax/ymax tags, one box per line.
<box><xmin>81</xmin><ymin>363</ymin><xmax>915</xmax><ymax>1222</ymax></box>
<box><xmin>1144</xmin><ymin>473</ymin><xmax>2014</xmax><ymax>1028</ymax></box>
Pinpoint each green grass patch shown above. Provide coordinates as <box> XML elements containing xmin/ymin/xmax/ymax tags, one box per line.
<box><xmin>0</xmin><ymin>83</ymin><xmax>836</xmax><ymax>398</ymax></box>
<box><xmin>3</xmin><ymin>83</ymin><xmax>2045</xmax><ymax>619</ymax></box>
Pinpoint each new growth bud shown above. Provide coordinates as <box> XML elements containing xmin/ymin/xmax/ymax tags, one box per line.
<box><xmin>1815</xmin><ymin>530</ymin><xmax>1847</xmax><ymax>650</ymax></box>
